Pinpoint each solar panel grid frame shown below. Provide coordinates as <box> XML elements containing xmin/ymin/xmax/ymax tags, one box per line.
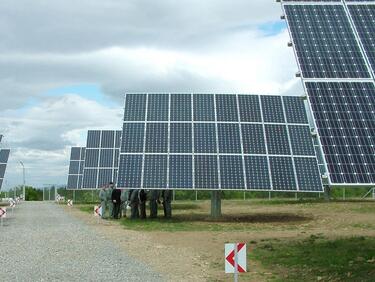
<box><xmin>281</xmin><ymin>0</ymin><xmax>375</xmax><ymax>186</ymax></box>
<box><xmin>67</xmin><ymin>147</ymin><xmax>86</xmax><ymax>189</ymax></box>
<box><xmin>118</xmin><ymin>94</ymin><xmax>323</xmax><ymax>192</ymax></box>
<box><xmin>81</xmin><ymin>130</ymin><xmax>121</xmax><ymax>189</ymax></box>
<box><xmin>0</xmin><ymin>149</ymin><xmax>10</xmax><ymax>189</ymax></box>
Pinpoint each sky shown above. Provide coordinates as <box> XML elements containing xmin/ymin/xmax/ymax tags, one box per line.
<box><xmin>0</xmin><ymin>0</ymin><xmax>303</xmax><ymax>189</ymax></box>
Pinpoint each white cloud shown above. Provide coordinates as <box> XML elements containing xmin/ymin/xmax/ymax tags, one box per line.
<box><xmin>0</xmin><ymin>1</ymin><xmax>304</xmax><ymax>188</ymax></box>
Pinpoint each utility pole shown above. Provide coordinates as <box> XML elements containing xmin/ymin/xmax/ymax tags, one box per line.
<box><xmin>19</xmin><ymin>161</ymin><xmax>26</xmax><ymax>200</ymax></box>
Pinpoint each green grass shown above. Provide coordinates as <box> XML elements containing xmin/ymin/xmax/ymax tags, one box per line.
<box><xmin>250</xmin><ymin>236</ymin><xmax>375</xmax><ymax>281</ymax></box>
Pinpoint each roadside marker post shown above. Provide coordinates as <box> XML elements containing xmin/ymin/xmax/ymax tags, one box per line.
<box><xmin>9</xmin><ymin>199</ymin><xmax>16</xmax><ymax>215</ymax></box>
<box><xmin>67</xmin><ymin>199</ymin><xmax>73</xmax><ymax>207</ymax></box>
<box><xmin>225</xmin><ymin>243</ymin><xmax>247</xmax><ymax>281</ymax></box>
<box><xmin>94</xmin><ymin>205</ymin><xmax>102</xmax><ymax>223</ymax></box>
<box><xmin>0</xmin><ymin>207</ymin><xmax>7</xmax><ymax>227</ymax></box>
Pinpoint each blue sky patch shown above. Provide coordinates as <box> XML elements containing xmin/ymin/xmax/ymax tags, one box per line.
<box><xmin>258</xmin><ymin>21</ymin><xmax>286</xmax><ymax>36</ymax></box>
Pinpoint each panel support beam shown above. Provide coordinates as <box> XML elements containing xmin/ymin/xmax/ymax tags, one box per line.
<box><xmin>211</xmin><ymin>190</ymin><xmax>221</xmax><ymax>218</ymax></box>
<box><xmin>324</xmin><ymin>185</ymin><xmax>330</xmax><ymax>202</ymax></box>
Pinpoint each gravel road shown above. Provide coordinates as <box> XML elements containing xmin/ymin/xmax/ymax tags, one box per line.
<box><xmin>1</xmin><ymin>201</ymin><xmax>164</xmax><ymax>282</ymax></box>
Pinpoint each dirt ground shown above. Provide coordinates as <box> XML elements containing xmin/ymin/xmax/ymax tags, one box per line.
<box><xmin>65</xmin><ymin>200</ymin><xmax>375</xmax><ymax>281</ymax></box>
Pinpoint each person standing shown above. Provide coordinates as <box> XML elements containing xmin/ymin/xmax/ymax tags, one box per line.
<box><xmin>149</xmin><ymin>190</ymin><xmax>159</xmax><ymax>219</ymax></box>
<box><xmin>111</xmin><ymin>186</ymin><xmax>121</xmax><ymax>219</ymax></box>
<box><xmin>162</xmin><ymin>190</ymin><xmax>172</xmax><ymax>218</ymax></box>
<box><xmin>99</xmin><ymin>186</ymin><xmax>107</xmax><ymax>219</ymax></box>
<box><xmin>120</xmin><ymin>189</ymin><xmax>129</xmax><ymax>218</ymax></box>
<box><xmin>139</xmin><ymin>190</ymin><xmax>147</xmax><ymax>219</ymax></box>
<box><xmin>106</xmin><ymin>182</ymin><xmax>114</xmax><ymax>219</ymax></box>
<box><xmin>129</xmin><ymin>189</ymin><xmax>139</xmax><ymax>219</ymax></box>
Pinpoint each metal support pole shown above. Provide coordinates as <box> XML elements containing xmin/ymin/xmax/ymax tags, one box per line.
<box><xmin>243</xmin><ymin>192</ymin><xmax>246</xmax><ymax>201</ymax></box>
<box><xmin>343</xmin><ymin>187</ymin><xmax>346</xmax><ymax>201</ymax></box>
<box><xmin>73</xmin><ymin>190</ymin><xmax>76</xmax><ymax>202</ymax></box>
<box><xmin>92</xmin><ymin>190</ymin><xmax>94</xmax><ymax>203</ymax></box>
<box><xmin>49</xmin><ymin>188</ymin><xmax>51</xmax><ymax>201</ymax></box>
<box><xmin>43</xmin><ymin>188</ymin><xmax>45</xmax><ymax>201</ymax></box>
<box><xmin>211</xmin><ymin>191</ymin><xmax>221</xmax><ymax>218</ymax></box>
<box><xmin>173</xmin><ymin>190</ymin><xmax>175</xmax><ymax>202</ymax></box>
<box><xmin>295</xmin><ymin>192</ymin><xmax>298</xmax><ymax>200</ymax></box>
<box><xmin>268</xmin><ymin>191</ymin><xmax>271</xmax><ymax>200</ymax></box>
<box><xmin>195</xmin><ymin>190</ymin><xmax>198</xmax><ymax>201</ymax></box>
<box><xmin>324</xmin><ymin>185</ymin><xmax>330</xmax><ymax>202</ymax></box>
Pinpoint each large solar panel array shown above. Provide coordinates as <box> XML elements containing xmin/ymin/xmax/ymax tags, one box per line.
<box><xmin>117</xmin><ymin>94</ymin><xmax>323</xmax><ymax>192</ymax></box>
<box><xmin>81</xmin><ymin>130</ymin><xmax>121</xmax><ymax>189</ymax></box>
<box><xmin>67</xmin><ymin>147</ymin><xmax>86</xmax><ymax>189</ymax></box>
<box><xmin>281</xmin><ymin>0</ymin><xmax>375</xmax><ymax>186</ymax></box>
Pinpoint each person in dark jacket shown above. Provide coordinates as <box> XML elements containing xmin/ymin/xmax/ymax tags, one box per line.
<box><xmin>129</xmin><ymin>189</ymin><xmax>139</xmax><ymax>219</ymax></box>
<box><xmin>111</xmin><ymin>184</ymin><xmax>121</xmax><ymax>219</ymax></box>
<box><xmin>162</xmin><ymin>190</ymin><xmax>172</xmax><ymax>218</ymax></box>
<box><xmin>139</xmin><ymin>190</ymin><xmax>147</xmax><ymax>219</ymax></box>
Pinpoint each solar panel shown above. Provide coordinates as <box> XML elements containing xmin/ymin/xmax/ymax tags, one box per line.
<box><xmin>81</xmin><ymin>130</ymin><xmax>121</xmax><ymax>189</ymax></box>
<box><xmin>118</xmin><ymin>94</ymin><xmax>323</xmax><ymax>191</ymax></box>
<box><xmin>283</xmin><ymin>4</ymin><xmax>371</xmax><ymax>79</ymax></box>
<box><xmin>67</xmin><ymin>147</ymin><xmax>85</xmax><ymax>189</ymax></box>
<box><xmin>281</xmin><ymin>1</ymin><xmax>375</xmax><ymax>187</ymax></box>
<box><xmin>348</xmin><ymin>4</ymin><xmax>375</xmax><ymax>76</ymax></box>
<box><xmin>306</xmin><ymin>81</ymin><xmax>375</xmax><ymax>184</ymax></box>
<box><xmin>0</xmin><ymin>149</ymin><xmax>10</xmax><ymax>189</ymax></box>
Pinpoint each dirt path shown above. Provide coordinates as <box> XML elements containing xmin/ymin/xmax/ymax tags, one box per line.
<box><xmin>67</xmin><ymin>200</ymin><xmax>375</xmax><ymax>281</ymax></box>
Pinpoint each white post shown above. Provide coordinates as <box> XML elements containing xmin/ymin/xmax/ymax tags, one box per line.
<box><xmin>234</xmin><ymin>243</ymin><xmax>238</xmax><ymax>282</ymax></box>
<box><xmin>43</xmin><ymin>188</ymin><xmax>45</xmax><ymax>201</ymax></box>
<box><xmin>20</xmin><ymin>161</ymin><xmax>25</xmax><ymax>201</ymax></box>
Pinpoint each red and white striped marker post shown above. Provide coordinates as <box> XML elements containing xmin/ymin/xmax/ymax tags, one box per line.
<box><xmin>0</xmin><ymin>207</ymin><xmax>7</xmax><ymax>227</ymax></box>
<box><xmin>225</xmin><ymin>243</ymin><xmax>247</xmax><ymax>282</ymax></box>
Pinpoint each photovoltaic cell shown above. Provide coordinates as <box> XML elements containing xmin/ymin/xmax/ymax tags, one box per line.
<box><xmin>143</xmin><ymin>155</ymin><xmax>168</xmax><ymax>188</ymax></box>
<box><xmin>288</xmin><ymin>125</ymin><xmax>316</xmax><ymax>156</ymax></box>
<box><xmin>238</xmin><ymin>95</ymin><xmax>262</xmax><ymax>122</ymax></box>
<box><xmin>194</xmin><ymin>155</ymin><xmax>219</xmax><ymax>189</ymax></box>
<box><xmin>265</xmin><ymin>125</ymin><xmax>291</xmax><ymax>155</ymax></box>
<box><xmin>348</xmin><ymin>5</ymin><xmax>375</xmax><ymax>75</ymax></box>
<box><xmin>124</xmin><ymin>94</ymin><xmax>146</xmax><ymax>121</ymax></box>
<box><xmin>194</xmin><ymin>123</ymin><xmax>217</xmax><ymax>153</ymax></box>
<box><xmin>261</xmin><ymin>96</ymin><xmax>285</xmax><ymax>123</ymax></box>
<box><xmin>270</xmin><ymin>157</ymin><xmax>297</xmax><ymax>191</ymax></box>
<box><xmin>219</xmin><ymin>156</ymin><xmax>245</xmax><ymax>189</ymax></box>
<box><xmin>169</xmin><ymin>155</ymin><xmax>193</xmax><ymax>189</ymax></box>
<box><xmin>170</xmin><ymin>123</ymin><xmax>192</xmax><ymax>153</ymax></box>
<box><xmin>244</xmin><ymin>156</ymin><xmax>271</xmax><ymax>190</ymax></box>
<box><xmin>117</xmin><ymin>155</ymin><xmax>142</xmax><ymax>188</ymax></box>
<box><xmin>145</xmin><ymin>123</ymin><xmax>168</xmax><ymax>153</ymax></box>
<box><xmin>194</xmin><ymin>94</ymin><xmax>215</xmax><ymax>121</ymax></box>
<box><xmin>171</xmin><ymin>94</ymin><xmax>191</xmax><ymax>121</ymax></box>
<box><xmin>284</xmin><ymin>4</ymin><xmax>371</xmax><ymax>79</ymax></box>
<box><xmin>283</xmin><ymin>96</ymin><xmax>308</xmax><ymax>124</ymax></box>
<box><xmin>241</xmin><ymin>124</ymin><xmax>266</xmax><ymax>154</ymax></box>
<box><xmin>216</xmin><ymin>95</ymin><xmax>238</xmax><ymax>122</ymax></box>
<box><xmin>147</xmin><ymin>94</ymin><xmax>169</xmax><ymax>121</ymax></box>
<box><xmin>294</xmin><ymin>157</ymin><xmax>323</xmax><ymax>191</ymax></box>
<box><xmin>306</xmin><ymin>82</ymin><xmax>375</xmax><ymax>184</ymax></box>
<box><xmin>121</xmin><ymin>123</ymin><xmax>144</xmax><ymax>153</ymax></box>
<box><xmin>218</xmin><ymin>123</ymin><xmax>241</xmax><ymax>153</ymax></box>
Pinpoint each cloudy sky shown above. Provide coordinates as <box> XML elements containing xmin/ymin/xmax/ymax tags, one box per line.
<box><xmin>0</xmin><ymin>0</ymin><xmax>302</xmax><ymax>189</ymax></box>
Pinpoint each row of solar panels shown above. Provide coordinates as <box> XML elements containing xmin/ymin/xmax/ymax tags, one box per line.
<box><xmin>67</xmin><ymin>94</ymin><xmax>324</xmax><ymax>192</ymax></box>
<box><xmin>0</xmin><ymin>135</ymin><xmax>10</xmax><ymax>190</ymax></box>
<box><xmin>280</xmin><ymin>0</ymin><xmax>375</xmax><ymax>185</ymax></box>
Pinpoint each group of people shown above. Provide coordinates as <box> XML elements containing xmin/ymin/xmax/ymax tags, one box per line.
<box><xmin>99</xmin><ymin>182</ymin><xmax>172</xmax><ymax>220</ymax></box>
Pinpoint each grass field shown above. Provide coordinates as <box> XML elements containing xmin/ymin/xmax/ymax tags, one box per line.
<box><xmin>76</xmin><ymin>198</ymin><xmax>375</xmax><ymax>281</ymax></box>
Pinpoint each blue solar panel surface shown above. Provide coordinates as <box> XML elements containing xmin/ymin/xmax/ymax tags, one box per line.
<box><xmin>284</xmin><ymin>4</ymin><xmax>371</xmax><ymax>79</ymax></box>
<box><xmin>67</xmin><ymin>147</ymin><xmax>85</xmax><ymax>189</ymax></box>
<box><xmin>81</xmin><ymin>130</ymin><xmax>121</xmax><ymax>189</ymax></box>
<box><xmin>118</xmin><ymin>94</ymin><xmax>322</xmax><ymax>191</ymax></box>
<box><xmin>281</xmin><ymin>1</ymin><xmax>375</xmax><ymax>186</ymax></box>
